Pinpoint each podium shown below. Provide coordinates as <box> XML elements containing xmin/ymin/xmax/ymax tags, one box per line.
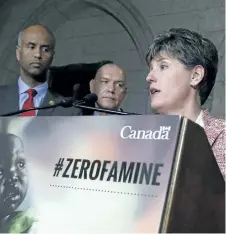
<box><xmin>0</xmin><ymin>115</ymin><xmax>224</xmax><ymax>233</ymax></box>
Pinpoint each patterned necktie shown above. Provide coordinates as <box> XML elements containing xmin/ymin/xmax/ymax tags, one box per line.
<box><xmin>21</xmin><ymin>89</ymin><xmax>37</xmax><ymax>116</ymax></box>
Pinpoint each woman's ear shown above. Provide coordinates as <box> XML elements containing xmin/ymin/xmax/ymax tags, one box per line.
<box><xmin>190</xmin><ymin>65</ymin><xmax>205</xmax><ymax>88</ymax></box>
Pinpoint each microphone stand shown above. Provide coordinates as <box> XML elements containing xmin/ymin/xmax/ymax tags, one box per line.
<box><xmin>0</xmin><ymin>98</ymin><xmax>141</xmax><ymax>116</ymax></box>
<box><xmin>73</xmin><ymin>102</ymin><xmax>141</xmax><ymax>115</ymax></box>
<box><xmin>1</xmin><ymin>106</ymin><xmax>56</xmax><ymax>117</ymax></box>
<box><xmin>0</xmin><ymin>100</ymin><xmax>72</xmax><ymax>117</ymax></box>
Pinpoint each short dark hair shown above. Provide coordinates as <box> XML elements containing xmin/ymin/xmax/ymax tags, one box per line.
<box><xmin>145</xmin><ymin>28</ymin><xmax>219</xmax><ymax>105</ymax></box>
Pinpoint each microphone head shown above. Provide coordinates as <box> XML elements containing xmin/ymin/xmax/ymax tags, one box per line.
<box><xmin>84</xmin><ymin>93</ymin><xmax>98</xmax><ymax>103</ymax></box>
<box><xmin>73</xmin><ymin>93</ymin><xmax>98</xmax><ymax>107</ymax></box>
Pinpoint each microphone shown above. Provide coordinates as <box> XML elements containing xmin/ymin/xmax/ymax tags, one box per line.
<box><xmin>0</xmin><ymin>92</ymin><xmax>140</xmax><ymax>116</ymax></box>
<box><xmin>73</xmin><ymin>93</ymin><xmax>141</xmax><ymax>115</ymax></box>
<box><xmin>0</xmin><ymin>84</ymin><xmax>82</xmax><ymax>116</ymax></box>
<box><xmin>0</xmin><ymin>98</ymin><xmax>74</xmax><ymax>116</ymax></box>
<box><xmin>75</xmin><ymin>93</ymin><xmax>98</xmax><ymax>105</ymax></box>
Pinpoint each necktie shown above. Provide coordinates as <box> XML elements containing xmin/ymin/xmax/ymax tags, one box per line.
<box><xmin>21</xmin><ymin>89</ymin><xmax>37</xmax><ymax>116</ymax></box>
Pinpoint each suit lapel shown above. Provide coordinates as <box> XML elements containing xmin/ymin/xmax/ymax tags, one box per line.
<box><xmin>6</xmin><ymin>85</ymin><xmax>20</xmax><ymax>114</ymax></box>
<box><xmin>37</xmin><ymin>90</ymin><xmax>56</xmax><ymax>116</ymax></box>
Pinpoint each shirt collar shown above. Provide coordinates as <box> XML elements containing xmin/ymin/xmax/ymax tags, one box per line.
<box><xmin>94</xmin><ymin>111</ymin><xmax>100</xmax><ymax>116</ymax></box>
<box><xmin>195</xmin><ymin>110</ymin><xmax>205</xmax><ymax>128</ymax></box>
<box><xmin>18</xmin><ymin>76</ymin><xmax>48</xmax><ymax>96</ymax></box>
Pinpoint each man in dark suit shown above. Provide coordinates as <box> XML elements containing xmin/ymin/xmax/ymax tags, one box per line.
<box><xmin>88</xmin><ymin>63</ymin><xmax>127</xmax><ymax>115</ymax></box>
<box><xmin>0</xmin><ymin>24</ymin><xmax>81</xmax><ymax>116</ymax></box>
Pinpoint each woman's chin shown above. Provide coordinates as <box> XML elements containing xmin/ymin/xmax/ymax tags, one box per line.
<box><xmin>150</xmin><ymin>102</ymin><xmax>165</xmax><ymax>114</ymax></box>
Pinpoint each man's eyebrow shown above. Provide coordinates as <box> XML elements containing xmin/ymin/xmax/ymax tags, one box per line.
<box><xmin>27</xmin><ymin>41</ymin><xmax>53</xmax><ymax>47</ymax></box>
<box><xmin>27</xmin><ymin>41</ymin><xmax>35</xmax><ymax>45</ymax></box>
<box><xmin>41</xmin><ymin>45</ymin><xmax>54</xmax><ymax>50</ymax></box>
<box><xmin>100</xmin><ymin>76</ymin><xmax>125</xmax><ymax>82</ymax></box>
<box><xmin>100</xmin><ymin>76</ymin><xmax>109</xmax><ymax>80</ymax></box>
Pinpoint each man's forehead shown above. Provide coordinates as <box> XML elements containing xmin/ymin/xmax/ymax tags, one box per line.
<box><xmin>97</xmin><ymin>64</ymin><xmax>126</xmax><ymax>81</ymax></box>
<box><xmin>22</xmin><ymin>28</ymin><xmax>53</xmax><ymax>45</ymax></box>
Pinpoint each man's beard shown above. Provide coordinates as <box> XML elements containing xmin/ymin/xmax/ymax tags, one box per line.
<box><xmin>31</xmin><ymin>71</ymin><xmax>48</xmax><ymax>83</ymax></box>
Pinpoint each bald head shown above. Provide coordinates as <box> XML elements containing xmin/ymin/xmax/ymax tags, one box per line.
<box><xmin>95</xmin><ymin>63</ymin><xmax>126</xmax><ymax>82</ymax></box>
<box><xmin>16</xmin><ymin>24</ymin><xmax>55</xmax><ymax>83</ymax></box>
<box><xmin>17</xmin><ymin>24</ymin><xmax>55</xmax><ymax>49</ymax></box>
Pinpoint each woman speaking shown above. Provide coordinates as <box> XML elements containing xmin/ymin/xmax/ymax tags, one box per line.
<box><xmin>145</xmin><ymin>28</ymin><xmax>225</xmax><ymax>178</ymax></box>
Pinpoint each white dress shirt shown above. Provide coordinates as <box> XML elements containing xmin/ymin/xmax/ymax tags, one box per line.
<box><xmin>18</xmin><ymin>77</ymin><xmax>48</xmax><ymax>115</ymax></box>
<box><xmin>195</xmin><ymin>110</ymin><xmax>205</xmax><ymax>128</ymax></box>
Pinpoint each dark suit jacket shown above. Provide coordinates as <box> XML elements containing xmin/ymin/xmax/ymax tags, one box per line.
<box><xmin>0</xmin><ymin>84</ymin><xmax>82</xmax><ymax>116</ymax></box>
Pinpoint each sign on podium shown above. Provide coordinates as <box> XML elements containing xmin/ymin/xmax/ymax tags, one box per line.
<box><xmin>0</xmin><ymin>115</ymin><xmax>224</xmax><ymax>233</ymax></box>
